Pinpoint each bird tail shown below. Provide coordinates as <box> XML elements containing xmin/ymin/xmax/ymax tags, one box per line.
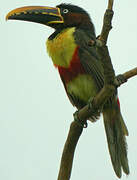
<box><xmin>103</xmin><ymin>100</ymin><xmax>129</xmax><ymax>178</ymax></box>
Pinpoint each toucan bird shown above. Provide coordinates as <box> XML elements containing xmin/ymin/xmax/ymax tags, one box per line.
<box><xmin>6</xmin><ymin>3</ymin><xmax>129</xmax><ymax>178</ymax></box>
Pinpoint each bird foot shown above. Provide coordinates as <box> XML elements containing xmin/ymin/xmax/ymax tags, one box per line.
<box><xmin>87</xmin><ymin>97</ymin><xmax>100</xmax><ymax>122</ymax></box>
<box><xmin>73</xmin><ymin>111</ymin><xmax>88</xmax><ymax>128</ymax></box>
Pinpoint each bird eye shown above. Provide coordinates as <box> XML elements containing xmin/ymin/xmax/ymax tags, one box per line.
<box><xmin>63</xmin><ymin>9</ymin><xmax>69</xmax><ymax>14</ymax></box>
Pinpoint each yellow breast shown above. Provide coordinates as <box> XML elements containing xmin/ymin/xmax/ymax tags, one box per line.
<box><xmin>46</xmin><ymin>27</ymin><xmax>77</xmax><ymax>68</ymax></box>
<box><xmin>66</xmin><ymin>74</ymin><xmax>97</xmax><ymax>102</ymax></box>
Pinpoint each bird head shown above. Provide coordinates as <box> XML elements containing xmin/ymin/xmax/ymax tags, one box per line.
<box><xmin>6</xmin><ymin>3</ymin><xmax>95</xmax><ymax>31</ymax></box>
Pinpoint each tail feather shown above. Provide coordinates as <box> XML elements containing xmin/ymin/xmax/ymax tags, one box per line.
<box><xmin>103</xmin><ymin>104</ymin><xmax>129</xmax><ymax>178</ymax></box>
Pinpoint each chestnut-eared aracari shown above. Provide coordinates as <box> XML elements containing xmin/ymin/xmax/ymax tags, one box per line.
<box><xmin>6</xmin><ymin>3</ymin><xmax>129</xmax><ymax>178</ymax></box>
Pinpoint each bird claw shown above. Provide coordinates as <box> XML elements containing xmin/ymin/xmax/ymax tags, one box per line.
<box><xmin>73</xmin><ymin>111</ymin><xmax>88</xmax><ymax>128</ymax></box>
<box><xmin>88</xmin><ymin>97</ymin><xmax>101</xmax><ymax>122</ymax></box>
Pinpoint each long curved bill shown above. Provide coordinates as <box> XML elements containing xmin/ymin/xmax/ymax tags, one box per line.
<box><xmin>6</xmin><ymin>6</ymin><xmax>64</xmax><ymax>25</ymax></box>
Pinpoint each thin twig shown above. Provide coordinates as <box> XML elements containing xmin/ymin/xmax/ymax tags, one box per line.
<box><xmin>123</xmin><ymin>67</ymin><xmax>137</xmax><ymax>80</ymax></box>
<box><xmin>97</xmin><ymin>9</ymin><xmax>114</xmax><ymax>45</ymax></box>
<box><xmin>108</xmin><ymin>0</ymin><xmax>114</xmax><ymax>10</ymax></box>
<box><xmin>97</xmin><ymin>0</ymin><xmax>114</xmax><ymax>45</ymax></box>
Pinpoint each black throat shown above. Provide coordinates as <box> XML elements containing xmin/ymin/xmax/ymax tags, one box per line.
<box><xmin>48</xmin><ymin>23</ymin><xmax>96</xmax><ymax>41</ymax></box>
<box><xmin>48</xmin><ymin>29</ymin><xmax>63</xmax><ymax>40</ymax></box>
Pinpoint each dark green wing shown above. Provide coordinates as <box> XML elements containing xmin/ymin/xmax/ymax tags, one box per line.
<box><xmin>74</xmin><ymin>29</ymin><xmax>104</xmax><ymax>91</ymax></box>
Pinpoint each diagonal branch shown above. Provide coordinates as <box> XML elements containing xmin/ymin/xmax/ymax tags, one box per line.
<box><xmin>123</xmin><ymin>67</ymin><xmax>137</xmax><ymax>80</ymax></box>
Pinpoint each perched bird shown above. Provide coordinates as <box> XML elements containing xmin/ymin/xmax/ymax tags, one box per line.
<box><xmin>6</xmin><ymin>3</ymin><xmax>129</xmax><ymax>178</ymax></box>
